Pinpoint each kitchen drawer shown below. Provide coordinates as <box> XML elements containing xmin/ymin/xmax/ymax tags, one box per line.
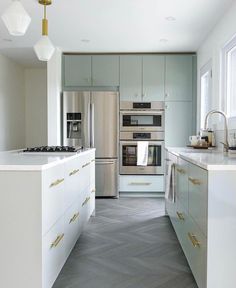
<box><xmin>90</xmin><ymin>185</ymin><xmax>96</xmax><ymax>216</ymax></box>
<box><xmin>64</xmin><ymin>200</ymin><xmax>82</xmax><ymax>260</ymax></box>
<box><xmin>184</xmin><ymin>215</ymin><xmax>207</xmax><ymax>288</ymax></box>
<box><xmin>43</xmin><ymin>216</ymin><xmax>65</xmax><ymax>288</ymax></box>
<box><xmin>119</xmin><ymin>175</ymin><xmax>164</xmax><ymax>192</ymax></box>
<box><xmin>174</xmin><ymin>202</ymin><xmax>188</xmax><ymax>254</ymax></box>
<box><xmin>82</xmin><ymin>186</ymin><xmax>91</xmax><ymax>224</ymax></box>
<box><xmin>79</xmin><ymin>153</ymin><xmax>91</xmax><ymax>192</ymax></box>
<box><xmin>176</xmin><ymin>158</ymin><xmax>189</xmax><ymax>211</ymax></box>
<box><xmin>42</xmin><ymin>164</ymin><xmax>65</xmax><ymax>235</ymax></box>
<box><xmin>65</xmin><ymin>157</ymin><xmax>83</xmax><ymax>210</ymax></box>
<box><xmin>188</xmin><ymin>163</ymin><xmax>208</xmax><ymax>236</ymax></box>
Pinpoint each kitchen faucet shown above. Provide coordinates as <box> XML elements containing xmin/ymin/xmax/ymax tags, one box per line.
<box><xmin>204</xmin><ymin>110</ymin><xmax>229</xmax><ymax>152</ymax></box>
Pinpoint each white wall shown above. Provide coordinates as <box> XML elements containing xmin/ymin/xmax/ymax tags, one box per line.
<box><xmin>47</xmin><ymin>48</ymin><xmax>62</xmax><ymax>146</ymax></box>
<box><xmin>197</xmin><ymin>0</ymin><xmax>236</xmax><ymax>131</ymax></box>
<box><xmin>197</xmin><ymin>0</ymin><xmax>236</xmax><ymax>148</ymax></box>
<box><xmin>25</xmin><ymin>69</ymin><xmax>47</xmax><ymax>147</ymax></box>
<box><xmin>0</xmin><ymin>54</ymin><xmax>25</xmax><ymax>151</ymax></box>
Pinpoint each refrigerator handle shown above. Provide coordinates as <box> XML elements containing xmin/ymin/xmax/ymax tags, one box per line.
<box><xmin>91</xmin><ymin>103</ymin><xmax>95</xmax><ymax>148</ymax></box>
<box><xmin>87</xmin><ymin>102</ymin><xmax>91</xmax><ymax>148</ymax></box>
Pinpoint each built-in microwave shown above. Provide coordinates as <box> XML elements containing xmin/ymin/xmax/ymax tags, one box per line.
<box><xmin>120</xmin><ymin>110</ymin><xmax>164</xmax><ymax>132</ymax></box>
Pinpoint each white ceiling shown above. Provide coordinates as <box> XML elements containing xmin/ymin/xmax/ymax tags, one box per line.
<box><xmin>0</xmin><ymin>0</ymin><xmax>234</xmax><ymax>67</ymax></box>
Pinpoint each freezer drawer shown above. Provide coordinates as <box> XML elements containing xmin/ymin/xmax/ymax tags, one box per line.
<box><xmin>95</xmin><ymin>159</ymin><xmax>118</xmax><ymax>197</ymax></box>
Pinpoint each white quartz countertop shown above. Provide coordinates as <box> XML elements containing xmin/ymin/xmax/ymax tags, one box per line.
<box><xmin>0</xmin><ymin>148</ymin><xmax>95</xmax><ymax>171</ymax></box>
<box><xmin>166</xmin><ymin>147</ymin><xmax>236</xmax><ymax>171</ymax></box>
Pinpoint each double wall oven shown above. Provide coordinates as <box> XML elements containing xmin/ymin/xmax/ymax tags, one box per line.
<box><xmin>120</xmin><ymin>101</ymin><xmax>165</xmax><ymax>175</ymax></box>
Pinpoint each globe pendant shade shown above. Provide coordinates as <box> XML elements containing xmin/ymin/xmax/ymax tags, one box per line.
<box><xmin>1</xmin><ymin>0</ymin><xmax>31</xmax><ymax>36</ymax></box>
<box><xmin>34</xmin><ymin>35</ymin><xmax>55</xmax><ymax>61</ymax></box>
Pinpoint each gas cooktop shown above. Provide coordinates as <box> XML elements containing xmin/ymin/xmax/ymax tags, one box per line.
<box><xmin>23</xmin><ymin>146</ymin><xmax>82</xmax><ymax>153</ymax></box>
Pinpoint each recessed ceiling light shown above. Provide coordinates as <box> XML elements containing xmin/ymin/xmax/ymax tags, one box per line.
<box><xmin>160</xmin><ymin>39</ymin><xmax>168</xmax><ymax>43</ymax></box>
<box><xmin>165</xmin><ymin>16</ymin><xmax>176</xmax><ymax>21</ymax></box>
<box><xmin>81</xmin><ymin>39</ymin><xmax>90</xmax><ymax>43</ymax></box>
<box><xmin>2</xmin><ymin>38</ymin><xmax>12</xmax><ymax>42</ymax></box>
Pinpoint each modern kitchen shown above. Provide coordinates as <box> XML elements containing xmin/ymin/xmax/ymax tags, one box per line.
<box><xmin>0</xmin><ymin>1</ymin><xmax>236</xmax><ymax>288</ymax></box>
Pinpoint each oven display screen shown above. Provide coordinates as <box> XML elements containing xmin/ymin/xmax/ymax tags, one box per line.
<box><xmin>123</xmin><ymin>115</ymin><xmax>162</xmax><ymax>127</ymax></box>
<box><xmin>122</xmin><ymin>145</ymin><xmax>162</xmax><ymax>166</ymax></box>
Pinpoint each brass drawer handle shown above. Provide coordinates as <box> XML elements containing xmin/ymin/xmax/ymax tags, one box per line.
<box><xmin>188</xmin><ymin>232</ymin><xmax>200</xmax><ymax>248</ymax></box>
<box><xmin>91</xmin><ymin>188</ymin><xmax>96</xmax><ymax>193</ymax></box>
<box><xmin>176</xmin><ymin>211</ymin><xmax>185</xmax><ymax>221</ymax></box>
<box><xmin>50</xmin><ymin>233</ymin><xmax>64</xmax><ymax>249</ymax></box>
<box><xmin>82</xmin><ymin>197</ymin><xmax>90</xmax><ymax>206</ymax></box>
<box><xmin>188</xmin><ymin>177</ymin><xmax>201</xmax><ymax>185</ymax></box>
<box><xmin>69</xmin><ymin>212</ymin><xmax>80</xmax><ymax>224</ymax></box>
<box><xmin>69</xmin><ymin>169</ymin><xmax>79</xmax><ymax>176</ymax></box>
<box><xmin>82</xmin><ymin>162</ymin><xmax>90</xmax><ymax>168</ymax></box>
<box><xmin>176</xmin><ymin>168</ymin><xmax>186</xmax><ymax>174</ymax></box>
<box><xmin>91</xmin><ymin>159</ymin><xmax>95</xmax><ymax>163</ymax></box>
<box><xmin>50</xmin><ymin>178</ymin><xmax>64</xmax><ymax>188</ymax></box>
<box><xmin>129</xmin><ymin>182</ymin><xmax>151</xmax><ymax>186</ymax></box>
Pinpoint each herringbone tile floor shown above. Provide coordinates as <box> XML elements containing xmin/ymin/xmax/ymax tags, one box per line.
<box><xmin>53</xmin><ymin>198</ymin><xmax>198</xmax><ymax>288</ymax></box>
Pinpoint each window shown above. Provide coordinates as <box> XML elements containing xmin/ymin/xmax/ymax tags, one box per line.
<box><xmin>222</xmin><ymin>35</ymin><xmax>236</xmax><ymax>117</ymax></box>
<box><xmin>200</xmin><ymin>61</ymin><xmax>212</xmax><ymax>129</ymax></box>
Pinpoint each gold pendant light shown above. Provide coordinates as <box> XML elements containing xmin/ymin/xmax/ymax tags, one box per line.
<box><xmin>34</xmin><ymin>0</ymin><xmax>55</xmax><ymax>62</ymax></box>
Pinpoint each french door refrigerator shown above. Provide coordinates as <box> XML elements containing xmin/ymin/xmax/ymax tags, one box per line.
<box><xmin>63</xmin><ymin>91</ymin><xmax>119</xmax><ymax>197</ymax></box>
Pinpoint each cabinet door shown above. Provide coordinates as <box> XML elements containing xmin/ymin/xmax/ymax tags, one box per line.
<box><xmin>64</xmin><ymin>55</ymin><xmax>92</xmax><ymax>87</ymax></box>
<box><xmin>165</xmin><ymin>55</ymin><xmax>193</xmax><ymax>101</ymax></box>
<box><xmin>92</xmin><ymin>55</ymin><xmax>119</xmax><ymax>86</ymax></box>
<box><xmin>143</xmin><ymin>55</ymin><xmax>165</xmax><ymax>101</ymax></box>
<box><xmin>120</xmin><ymin>55</ymin><xmax>142</xmax><ymax>101</ymax></box>
<box><xmin>165</xmin><ymin>101</ymin><xmax>193</xmax><ymax>147</ymax></box>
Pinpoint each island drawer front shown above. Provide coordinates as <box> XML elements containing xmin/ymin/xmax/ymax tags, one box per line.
<box><xmin>176</xmin><ymin>158</ymin><xmax>189</xmax><ymax>212</ymax></box>
<box><xmin>79</xmin><ymin>153</ymin><xmax>92</xmax><ymax>192</ymax></box>
<box><xmin>174</xmin><ymin>202</ymin><xmax>188</xmax><ymax>251</ymax></box>
<box><xmin>64</xmin><ymin>200</ymin><xmax>82</xmax><ymax>261</ymax></box>
<box><xmin>90</xmin><ymin>184</ymin><xmax>96</xmax><ymax>216</ymax></box>
<box><xmin>119</xmin><ymin>175</ymin><xmax>164</xmax><ymax>192</ymax></box>
<box><xmin>43</xmin><ymin>216</ymin><xmax>65</xmax><ymax>288</ymax></box>
<box><xmin>65</xmin><ymin>157</ymin><xmax>84</xmax><ymax>210</ymax></box>
<box><xmin>81</xmin><ymin>186</ymin><xmax>91</xmax><ymax>226</ymax></box>
<box><xmin>42</xmin><ymin>164</ymin><xmax>65</xmax><ymax>235</ymax></box>
<box><xmin>184</xmin><ymin>216</ymin><xmax>207</xmax><ymax>288</ymax></box>
<box><xmin>188</xmin><ymin>163</ymin><xmax>208</xmax><ymax>236</ymax></box>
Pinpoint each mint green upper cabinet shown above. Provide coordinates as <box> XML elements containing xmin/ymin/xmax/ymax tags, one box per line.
<box><xmin>165</xmin><ymin>55</ymin><xmax>193</xmax><ymax>101</ymax></box>
<box><xmin>120</xmin><ymin>55</ymin><xmax>142</xmax><ymax>101</ymax></box>
<box><xmin>64</xmin><ymin>55</ymin><xmax>92</xmax><ymax>87</ymax></box>
<box><xmin>165</xmin><ymin>101</ymin><xmax>193</xmax><ymax>147</ymax></box>
<box><xmin>143</xmin><ymin>55</ymin><xmax>165</xmax><ymax>101</ymax></box>
<box><xmin>92</xmin><ymin>56</ymin><xmax>119</xmax><ymax>86</ymax></box>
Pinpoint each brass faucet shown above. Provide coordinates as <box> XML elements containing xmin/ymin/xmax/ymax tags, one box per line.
<box><xmin>204</xmin><ymin>110</ymin><xmax>229</xmax><ymax>152</ymax></box>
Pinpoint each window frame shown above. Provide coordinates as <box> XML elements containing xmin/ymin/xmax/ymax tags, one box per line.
<box><xmin>221</xmin><ymin>34</ymin><xmax>236</xmax><ymax>119</ymax></box>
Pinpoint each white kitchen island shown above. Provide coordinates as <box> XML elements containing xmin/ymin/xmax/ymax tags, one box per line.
<box><xmin>165</xmin><ymin>147</ymin><xmax>236</xmax><ymax>288</ymax></box>
<box><xmin>0</xmin><ymin>148</ymin><xmax>95</xmax><ymax>288</ymax></box>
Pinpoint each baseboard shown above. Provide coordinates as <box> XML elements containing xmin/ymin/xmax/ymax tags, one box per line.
<box><xmin>119</xmin><ymin>192</ymin><xmax>165</xmax><ymax>198</ymax></box>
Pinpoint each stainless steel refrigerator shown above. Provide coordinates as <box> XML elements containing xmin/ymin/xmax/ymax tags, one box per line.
<box><xmin>63</xmin><ymin>91</ymin><xmax>119</xmax><ymax>197</ymax></box>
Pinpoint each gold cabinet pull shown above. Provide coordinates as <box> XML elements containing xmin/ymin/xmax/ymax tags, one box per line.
<box><xmin>69</xmin><ymin>212</ymin><xmax>80</xmax><ymax>224</ymax></box>
<box><xmin>188</xmin><ymin>177</ymin><xmax>201</xmax><ymax>185</ymax></box>
<box><xmin>176</xmin><ymin>168</ymin><xmax>186</xmax><ymax>174</ymax></box>
<box><xmin>91</xmin><ymin>159</ymin><xmax>95</xmax><ymax>163</ymax></box>
<box><xmin>69</xmin><ymin>169</ymin><xmax>79</xmax><ymax>176</ymax></box>
<box><xmin>50</xmin><ymin>233</ymin><xmax>64</xmax><ymax>249</ymax></box>
<box><xmin>176</xmin><ymin>211</ymin><xmax>185</xmax><ymax>221</ymax></box>
<box><xmin>50</xmin><ymin>178</ymin><xmax>64</xmax><ymax>188</ymax></box>
<box><xmin>82</xmin><ymin>162</ymin><xmax>90</xmax><ymax>168</ymax></box>
<box><xmin>82</xmin><ymin>197</ymin><xmax>90</xmax><ymax>206</ymax></box>
<box><xmin>188</xmin><ymin>232</ymin><xmax>200</xmax><ymax>248</ymax></box>
<box><xmin>129</xmin><ymin>182</ymin><xmax>151</xmax><ymax>186</ymax></box>
<box><xmin>91</xmin><ymin>188</ymin><xmax>96</xmax><ymax>193</ymax></box>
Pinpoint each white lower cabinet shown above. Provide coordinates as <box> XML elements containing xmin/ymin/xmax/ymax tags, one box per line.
<box><xmin>166</xmin><ymin>150</ymin><xmax>207</xmax><ymax>288</ymax></box>
<box><xmin>43</xmin><ymin>217</ymin><xmax>65</xmax><ymax>288</ymax></box>
<box><xmin>0</xmin><ymin>149</ymin><xmax>95</xmax><ymax>288</ymax></box>
<box><xmin>119</xmin><ymin>175</ymin><xmax>164</xmax><ymax>192</ymax></box>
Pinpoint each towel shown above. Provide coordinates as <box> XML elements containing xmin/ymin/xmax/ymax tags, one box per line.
<box><xmin>165</xmin><ymin>161</ymin><xmax>176</xmax><ymax>203</ymax></box>
<box><xmin>137</xmin><ymin>141</ymin><xmax>149</xmax><ymax>166</ymax></box>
